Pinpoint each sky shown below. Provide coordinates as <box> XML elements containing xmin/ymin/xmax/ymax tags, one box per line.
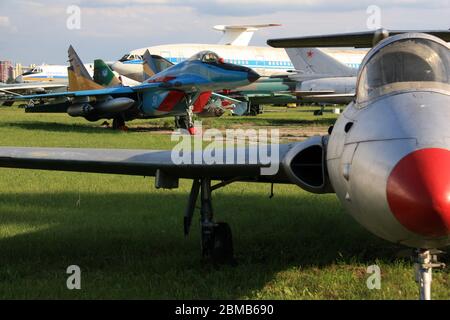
<box><xmin>0</xmin><ymin>0</ymin><xmax>449</xmax><ymax>64</ymax></box>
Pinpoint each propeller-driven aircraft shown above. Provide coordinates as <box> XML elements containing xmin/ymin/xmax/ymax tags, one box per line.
<box><xmin>0</xmin><ymin>29</ymin><xmax>449</xmax><ymax>299</ymax></box>
<box><xmin>16</xmin><ymin>47</ymin><xmax>260</xmax><ymax>131</ymax></box>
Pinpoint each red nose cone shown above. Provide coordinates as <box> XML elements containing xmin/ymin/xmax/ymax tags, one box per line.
<box><xmin>387</xmin><ymin>148</ymin><xmax>450</xmax><ymax>237</ymax></box>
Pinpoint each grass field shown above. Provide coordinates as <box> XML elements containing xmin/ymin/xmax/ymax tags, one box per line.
<box><xmin>0</xmin><ymin>106</ymin><xmax>448</xmax><ymax>299</ymax></box>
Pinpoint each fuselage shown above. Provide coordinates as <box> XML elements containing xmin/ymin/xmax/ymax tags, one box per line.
<box><xmin>139</xmin><ymin>52</ymin><xmax>259</xmax><ymax>117</ymax></box>
<box><xmin>17</xmin><ymin>64</ymin><xmax>94</xmax><ymax>83</ymax></box>
<box><xmin>112</xmin><ymin>44</ymin><xmax>365</xmax><ymax>79</ymax></box>
<box><xmin>326</xmin><ymin>33</ymin><xmax>450</xmax><ymax>249</ymax></box>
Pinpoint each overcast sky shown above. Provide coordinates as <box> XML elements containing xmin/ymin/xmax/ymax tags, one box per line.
<box><xmin>0</xmin><ymin>0</ymin><xmax>449</xmax><ymax>64</ymax></box>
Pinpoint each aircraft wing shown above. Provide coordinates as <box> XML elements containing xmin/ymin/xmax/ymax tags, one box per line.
<box><xmin>13</xmin><ymin>84</ymin><xmax>160</xmax><ymax>100</ymax></box>
<box><xmin>304</xmin><ymin>93</ymin><xmax>355</xmax><ymax>98</ymax></box>
<box><xmin>211</xmin><ymin>92</ymin><xmax>243</xmax><ymax>104</ymax></box>
<box><xmin>0</xmin><ymin>135</ymin><xmax>332</xmax><ymax>194</ymax></box>
<box><xmin>0</xmin><ymin>144</ymin><xmax>288</xmax><ymax>182</ymax></box>
<box><xmin>268</xmin><ymin>29</ymin><xmax>450</xmax><ymax>48</ymax></box>
<box><xmin>211</xmin><ymin>92</ymin><xmax>249</xmax><ymax>116</ymax></box>
<box><xmin>281</xmin><ymin>90</ymin><xmax>336</xmax><ymax>97</ymax></box>
<box><xmin>0</xmin><ymin>83</ymin><xmax>67</xmax><ymax>96</ymax></box>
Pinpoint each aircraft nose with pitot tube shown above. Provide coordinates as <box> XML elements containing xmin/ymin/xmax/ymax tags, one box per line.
<box><xmin>268</xmin><ymin>30</ymin><xmax>450</xmax><ymax>299</ymax></box>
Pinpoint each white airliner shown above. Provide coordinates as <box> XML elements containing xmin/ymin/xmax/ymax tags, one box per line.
<box><xmin>0</xmin><ymin>63</ymin><xmax>97</xmax><ymax>103</ymax></box>
<box><xmin>111</xmin><ymin>24</ymin><xmax>367</xmax><ymax>80</ymax></box>
<box><xmin>16</xmin><ymin>64</ymin><xmax>95</xmax><ymax>83</ymax></box>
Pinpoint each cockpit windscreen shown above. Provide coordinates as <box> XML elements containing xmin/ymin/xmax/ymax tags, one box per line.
<box><xmin>188</xmin><ymin>51</ymin><xmax>221</xmax><ymax>63</ymax></box>
<box><xmin>357</xmin><ymin>38</ymin><xmax>450</xmax><ymax>103</ymax></box>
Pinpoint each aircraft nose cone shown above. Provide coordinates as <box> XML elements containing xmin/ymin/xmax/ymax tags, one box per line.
<box><xmin>247</xmin><ymin>69</ymin><xmax>260</xmax><ymax>83</ymax></box>
<box><xmin>387</xmin><ymin>148</ymin><xmax>450</xmax><ymax>237</ymax></box>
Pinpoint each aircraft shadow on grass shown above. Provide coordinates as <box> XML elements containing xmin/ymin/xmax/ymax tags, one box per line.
<box><xmin>0</xmin><ymin>121</ymin><xmax>174</xmax><ymax>134</ymax></box>
<box><xmin>1</xmin><ymin>117</ymin><xmax>336</xmax><ymax>135</ymax></box>
<box><xmin>0</xmin><ymin>191</ymin><xmax>413</xmax><ymax>298</ymax></box>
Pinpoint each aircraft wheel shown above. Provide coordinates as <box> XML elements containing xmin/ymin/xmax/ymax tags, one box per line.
<box><xmin>313</xmin><ymin>110</ymin><xmax>323</xmax><ymax>116</ymax></box>
<box><xmin>249</xmin><ymin>104</ymin><xmax>260</xmax><ymax>116</ymax></box>
<box><xmin>112</xmin><ymin>116</ymin><xmax>125</xmax><ymax>130</ymax></box>
<box><xmin>211</xmin><ymin>222</ymin><xmax>235</xmax><ymax>265</ymax></box>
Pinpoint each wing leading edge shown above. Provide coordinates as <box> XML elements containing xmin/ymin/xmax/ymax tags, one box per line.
<box><xmin>0</xmin><ymin>135</ymin><xmax>333</xmax><ymax>195</ymax></box>
<box><xmin>0</xmin><ymin>146</ymin><xmax>277</xmax><ymax>181</ymax></box>
<box><xmin>268</xmin><ymin>29</ymin><xmax>450</xmax><ymax>48</ymax></box>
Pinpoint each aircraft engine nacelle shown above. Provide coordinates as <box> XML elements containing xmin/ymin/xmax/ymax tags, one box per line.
<box><xmin>67</xmin><ymin>103</ymin><xmax>94</xmax><ymax>117</ymax></box>
<box><xmin>280</xmin><ymin>135</ymin><xmax>333</xmax><ymax>194</ymax></box>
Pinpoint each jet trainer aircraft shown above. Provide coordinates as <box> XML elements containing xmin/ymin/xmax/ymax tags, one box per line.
<box><xmin>0</xmin><ymin>29</ymin><xmax>449</xmax><ymax>299</ymax></box>
<box><xmin>16</xmin><ymin>47</ymin><xmax>260</xmax><ymax>131</ymax></box>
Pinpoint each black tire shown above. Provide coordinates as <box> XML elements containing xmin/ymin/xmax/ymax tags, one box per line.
<box><xmin>174</xmin><ymin>115</ymin><xmax>190</xmax><ymax>130</ymax></box>
<box><xmin>112</xmin><ymin>116</ymin><xmax>125</xmax><ymax>129</ymax></box>
<box><xmin>211</xmin><ymin>222</ymin><xmax>234</xmax><ymax>265</ymax></box>
<box><xmin>2</xmin><ymin>100</ymin><xmax>14</xmax><ymax>107</ymax></box>
<box><xmin>249</xmin><ymin>104</ymin><xmax>260</xmax><ymax>116</ymax></box>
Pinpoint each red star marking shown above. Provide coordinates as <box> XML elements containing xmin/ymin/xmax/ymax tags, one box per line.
<box><xmin>307</xmin><ymin>50</ymin><xmax>314</xmax><ymax>58</ymax></box>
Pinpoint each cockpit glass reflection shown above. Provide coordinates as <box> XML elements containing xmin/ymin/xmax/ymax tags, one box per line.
<box><xmin>188</xmin><ymin>51</ymin><xmax>221</xmax><ymax>63</ymax></box>
<box><xmin>357</xmin><ymin>38</ymin><xmax>450</xmax><ymax>103</ymax></box>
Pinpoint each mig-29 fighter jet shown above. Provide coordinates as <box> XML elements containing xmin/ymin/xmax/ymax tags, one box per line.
<box><xmin>17</xmin><ymin>46</ymin><xmax>260</xmax><ymax>132</ymax></box>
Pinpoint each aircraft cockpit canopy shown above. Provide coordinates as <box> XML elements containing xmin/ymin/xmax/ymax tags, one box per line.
<box><xmin>119</xmin><ymin>54</ymin><xmax>143</xmax><ymax>62</ymax></box>
<box><xmin>188</xmin><ymin>51</ymin><xmax>222</xmax><ymax>64</ymax></box>
<box><xmin>22</xmin><ymin>67</ymin><xmax>44</xmax><ymax>76</ymax></box>
<box><xmin>357</xmin><ymin>38</ymin><xmax>450</xmax><ymax>103</ymax></box>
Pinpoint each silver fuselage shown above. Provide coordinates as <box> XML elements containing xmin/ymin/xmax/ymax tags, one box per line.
<box><xmin>326</xmin><ymin>33</ymin><xmax>450</xmax><ymax>249</ymax></box>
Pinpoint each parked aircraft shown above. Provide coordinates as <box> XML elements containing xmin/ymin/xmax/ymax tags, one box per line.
<box><xmin>16</xmin><ymin>46</ymin><xmax>260</xmax><ymax>131</ymax></box>
<box><xmin>0</xmin><ymin>82</ymin><xmax>67</xmax><ymax>96</ymax></box>
<box><xmin>16</xmin><ymin>64</ymin><xmax>70</xmax><ymax>83</ymax></box>
<box><xmin>0</xmin><ymin>82</ymin><xmax>67</xmax><ymax>105</ymax></box>
<box><xmin>1</xmin><ymin>29</ymin><xmax>449</xmax><ymax>299</ymax></box>
<box><xmin>227</xmin><ymin>47</ymin><xmax>361</xmax><ymax>114</ymax></box>
<box><xmin>111</xmin><ymin>24</ymin><xmax>364</xmax><ymax>80</ymax></box>
<box><xmin>0</xmin><ymin>62</ymin><xmax>94</xmax><ymax>106</ymax></box>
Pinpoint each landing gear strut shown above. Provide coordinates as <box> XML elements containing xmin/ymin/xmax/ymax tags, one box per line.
<box><xmin>184</xmin><ymin>178</ymin><xmax>235</xmax><ymax>264</ymax></box>
<box><xmin>175</xmin><ymin>106</ymin><xmax>195</xmax><ymax>134</ymax></box>
<box><xmin>248</xmin><ymin>104</ymin><xmax>262</xmax><ymax>116</ymax></box>
<box><xmin>313</xmin><ymin>105</ymin><xmax>325</xmax><ymax>116</ymax></box>
<box><xmin>414</xmin><ymin>249</ymin><xmax>445</xmax><ymax>300</ymax></box>
<box><xmin>112</xmin><ymin>116</ymin><xmax>128</xmax><ymax>130</ymax></box>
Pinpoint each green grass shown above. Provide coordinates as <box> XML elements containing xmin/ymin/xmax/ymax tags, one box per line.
<box><xmin>0</xmin><ymin>106</ymin><xmax>448</xmax><ymax>299</ymax></box>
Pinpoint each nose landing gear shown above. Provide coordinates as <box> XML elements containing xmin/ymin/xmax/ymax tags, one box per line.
<box><xmin>175</xmin><ymin>105</ymin><xmax>195</xmax><ymax>135</ymax></box>
<box><xmin>414</xmin><ymin>249</ymin><xmax>446</xmax><ymax>300</ymax></box>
